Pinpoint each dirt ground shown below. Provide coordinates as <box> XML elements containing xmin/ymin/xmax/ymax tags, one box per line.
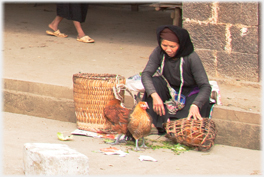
<box><xmin>2</xmin><ymin>3</ymin><xmax>262</xmax><ymax>175</ymax></box>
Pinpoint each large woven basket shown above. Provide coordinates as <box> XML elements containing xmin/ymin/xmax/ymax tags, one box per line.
<box><xmin>73</xmin><ymin>73</ymin><xmax>126</xmax><ymax>133</ymax></box>
<box><xmin>165</xmin><ymin>118</ymin><xmax>217</xmax><ymax>151</ymax></box>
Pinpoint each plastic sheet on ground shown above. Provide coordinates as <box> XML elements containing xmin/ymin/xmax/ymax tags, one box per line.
<box><xmin>139</xmin><ymin>155</ymin><xmax>157</xmax><ymax>162</ymax></box>
<box><xmin>71</xmin><ymin>129</ymin><xmax>117</xmax><ymax>139</ymax></box>
<box><xmin>100</xmin><ymin>147</ymin><xmax>128</xmax><ymax>157</ymax></box>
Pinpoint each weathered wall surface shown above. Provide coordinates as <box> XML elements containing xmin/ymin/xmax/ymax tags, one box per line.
<box><xmin>182</xmin><ymin>2</ymin><xmax>260</xmax><ymax>82</ymax></box>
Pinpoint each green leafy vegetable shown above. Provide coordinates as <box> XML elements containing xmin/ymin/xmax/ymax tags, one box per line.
<box><xmin>57</xmin><ymin>132</ymin><xmax>73</xmax><ymax>141</ymax></box>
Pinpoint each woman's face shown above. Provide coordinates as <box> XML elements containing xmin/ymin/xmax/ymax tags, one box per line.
<box><xmin>161</xmin><ymin>39</ymin><xmax>180</xmax><ymax>57</ymax></box>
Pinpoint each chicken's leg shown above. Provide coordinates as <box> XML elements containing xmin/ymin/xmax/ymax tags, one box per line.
<box><xmin>140</xmin><ymin>137</ymin><xmax>148</xmax><ymax>149</ymax></box>
<box><xmin>134</xmin><ymin>139</ymin><xmax>141</xmax><ymax>151</ymax></box>
<box><xmin>107</xmin><ymin>134</ymin><xmax>125</xmax><ymax>145</ymax></box>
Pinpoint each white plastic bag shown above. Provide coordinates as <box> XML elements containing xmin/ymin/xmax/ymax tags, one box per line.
<box><xmin>125</xmin><ymin>73</ymin><xmax>145</xmax><ymax>92</ymax></box>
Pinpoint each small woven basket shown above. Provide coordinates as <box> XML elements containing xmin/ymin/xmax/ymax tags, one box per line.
<box><xmin>72</xmin><ymin>73</ymin><xmax>126</xmax><ymax>133</ymax></box>
<box><xmin>165</xmin><ymin>118</ymin><xmax>217</xmax><ymax>151</ymax></box>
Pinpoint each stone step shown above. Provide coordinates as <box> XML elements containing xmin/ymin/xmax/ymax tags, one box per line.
<box><xmin>23</xmin><ymin>143</ymin><xmax>89</xmax><ymax>175</ymax></box>
<box><xmin>3</xmin><ymin>78</ymin><xmax>261</xmax><ymax>150</ymax></box>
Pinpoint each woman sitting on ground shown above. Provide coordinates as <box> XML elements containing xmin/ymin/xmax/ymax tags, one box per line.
<box><xmin>141</xmin><ymin>25</ymin><xmax>214</xmax><ymax>135</ymax></box>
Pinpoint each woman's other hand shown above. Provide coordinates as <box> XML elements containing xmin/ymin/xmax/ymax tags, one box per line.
<box><xmin>187</xmin><ymin>104</ymin><xmax>203</xmax><ymax>120</ymax></box>
<box><xmin>151</xmin><ymin>92</ymin><xmax>165</xmax><ymax>116</ymax></box>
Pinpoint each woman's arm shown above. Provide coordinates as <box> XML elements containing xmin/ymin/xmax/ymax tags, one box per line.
<box><xmin>186</xmin><ymin>52</ymin><xmax>211</xmax><ymax>120</ymax></box>
<box><xmin>142</xmin><ymin>47</ymin><xmax>166</xmax><ymax>116</ymax></box>
<box><xmin>189</xmin><ymin>52</ymin><xmax>211</xmax><ymax>108</ymax></box>
<box><xmin>141</xmin><ymin>46</ymin><xmax>163</xmax><ymax>97</ymax></box>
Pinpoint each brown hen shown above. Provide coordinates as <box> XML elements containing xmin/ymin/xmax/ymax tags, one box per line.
<box><xmin>103</xmin><ymin>98</ymin><xmax>132</xmax><ymax>144</ymax></box>
<box><xmin>127</xmin><ymin>101</ymin><xmax>153</xmax><ymax>151</ymax></box>
<box><xmin>183</xmin><ymin>126</ymin><xmax>204</xmax><ymax>145</ymax></box>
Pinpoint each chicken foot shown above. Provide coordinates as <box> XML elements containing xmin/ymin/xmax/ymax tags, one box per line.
<box><xmin>134</xmin><ymin>139</ymin><xmax>142</xmax><ymax>151</ymax></box>
<box><xmin>107</xmin><ymin>134</ymin><xmax>126</xmax><ymax>145</ymax></box>
<box><xmin>134</xmin><ymin>138</ymin><xmax>149</xmax><ymax>151</ymax></box>
<box><xmin>139</xmin><ymin>137</ymin><xmax>149</xmax><ymax>149</ymax></box>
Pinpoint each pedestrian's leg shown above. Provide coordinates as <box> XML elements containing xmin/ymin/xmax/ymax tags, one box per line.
<box><xmin>46</xmin><ymin>16</ymin><xmax>68</xmax><ymax>37</ymax></box>
<box><xmin>73</xmin><ymin>21</ymin><xmax>85</xmax><ymax>38</ymax></box>
<box><xmin>74</xmin><ymin>21</ymin><xmax>94</xmax><ymax>43</ymax></box>
<box><xmin>48</xmin><ymin>16</ymin><xmax>63</xmax><ymax>31</ymax></box>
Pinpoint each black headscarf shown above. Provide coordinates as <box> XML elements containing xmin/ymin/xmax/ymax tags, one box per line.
<box><xmin>157</xmin><ymin>25</ymin><xmax>194</xmax><ymax>58</ymax></box>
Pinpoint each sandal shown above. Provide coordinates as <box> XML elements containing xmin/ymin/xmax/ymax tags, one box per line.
<box><xmin>77</xmin><ymin>35</ymin><xmax>95</xmax><ymax>43</ymax></box>
<box><xmin>46</xmin><ymin>29</ymin><xmax>68</xmax><ymax>38</ymax></box>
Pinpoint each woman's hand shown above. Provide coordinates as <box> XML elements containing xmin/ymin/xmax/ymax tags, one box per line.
<box><xmin>187</xmin><ymin>104</ymin><xmax>203</xmax><ymax>120</ymax></box>
<box><xmin>151</xmin><ymin>92</ymin><xmax>165</xmax><ymax>116</ymax></box>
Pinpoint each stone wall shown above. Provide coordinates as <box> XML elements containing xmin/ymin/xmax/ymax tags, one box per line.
<box><xmin>182</xmin><ymin>2</ymin><xmax>260</xmax><ymax>82</ymax></box>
